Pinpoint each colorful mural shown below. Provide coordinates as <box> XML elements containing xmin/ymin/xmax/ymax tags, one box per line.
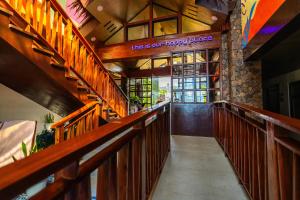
<box><xmin>241</xmin><ymin>0</ymin><xmax>286</xmax><ymax>48</ymax></box>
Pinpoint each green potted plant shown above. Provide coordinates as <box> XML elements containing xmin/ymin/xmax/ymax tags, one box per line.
<box><xmin>130</xmin><ymin>96</ymin><xmax>142</xmax><ymax>114</ymax></box>
<box><xmin>44</xmin><ymin>113</ymin><xmax>54</xmax><ymax>131</ymax></box>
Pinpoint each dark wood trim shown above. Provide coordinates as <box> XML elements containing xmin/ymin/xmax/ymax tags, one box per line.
<box><xmin>126</xmin><ymin>66</ymin><xmax>171</xmax><ymax>78</ymax></box>
<box><xmin>98</xmin><ymin>32</ymin><xmax>221</xmax><ymax>62</ymax></box>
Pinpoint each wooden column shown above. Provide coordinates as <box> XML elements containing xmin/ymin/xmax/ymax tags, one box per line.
<box><xmin>266</xmin><ymin>122</ymin><xmax>280</xmax><ymax>200</ymax></box>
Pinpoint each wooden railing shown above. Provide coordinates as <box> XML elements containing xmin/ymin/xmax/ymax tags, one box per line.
<box><xmin>51</xmin><ymin>101</ymin><xmax>102</xmax><ymax>144</ymax></box>
<box><xmin>0</xmin><ymin>101</ymin><xmax>170</xmax><ymax>200</ymax></box>
<box><xmin>213</xmin><ymin>101</ymin><xmax>300</xmax><ymax>200</ymax></box>
<box><xmin>2</xmin><ymin>0</ymin><xmax>128</xmax><ymax>117</ymax></box>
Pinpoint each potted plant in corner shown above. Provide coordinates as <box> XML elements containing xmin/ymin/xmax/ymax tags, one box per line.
<box><xmin>130</xmin><ymin>96</ymin><xmax>142</xmax><ymax>114</ymax></box>
<box><xmin>44</xmin><ymin>113</ymin><xmax>54</xmax><ymax>131</ymax></box>
<box><xmin>36</xmin><ymin>113</ymin><xmax>55</xmax><ymax>152</ymax></box>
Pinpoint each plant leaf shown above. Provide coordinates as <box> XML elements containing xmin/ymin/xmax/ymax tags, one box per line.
<box><xmin>12</xmin><ymin>155</ymin><xmax>17</xmax><ymax>162</ymax></box>
<box><xmin>21</xmin><ymin>142</ymin><xmax>28</xmax><ymax>157</ymax></box>
<box><xmin>30</xmin><ymin>144</ymin><xmax>37</xmax><ymax>155</ymax></box>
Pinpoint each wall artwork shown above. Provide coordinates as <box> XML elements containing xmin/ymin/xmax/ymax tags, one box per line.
<box><xmin>241</xmin><ymin>0</ymin><xmax>285</xmax><ymax>48</ymax></box>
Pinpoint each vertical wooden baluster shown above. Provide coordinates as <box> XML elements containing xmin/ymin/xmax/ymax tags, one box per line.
<box><xmin>266</xmin><ymin>122</ymin><xmax>280</xmax><ymax>200</ymax></box>
<box><xmin>252</xmin><ymin>128</ymin><xmax>258</xmax><ymax>199</ymax></box>
<box><xmin>32</xmin><ymin>0</ymin><xmax>38</xmax><ymax>29</ymax></box>
<box><xmin>118</xmin><ymin>144</ymin><xmax>129</xmax><ymax>200</ymax></box>
<box><xmin>293</xmin><ymin>154</ymin><xmax>300</xmax><ymax>200</ymax></box>
<box><xmin>16</xmin><ymin>0</ymin><xmax>23</xmax><ymax>13</ymax></box>
<box><xmin>70</xmin><ymin>37</ymin><xmax>76</xmax><ymax>68</ymax></box>
<box><xmin>45</xmin><ymin>0</ymin><xmax>51</xmax><ymax>43</ymax></box>
<box><xmin>108</xmin><ymin>155</ymin><xmax>118</xmax><ymax>200</ymax></box>
<box><xmin>38</xmin><ymin>0</ymin><xmax>45</xmax><ymax>35</ymax></box>
<box><xmin>25</xmin><ymin>0</ymin><xmax>31</xmax><ymax>24</ymax></box>
<box><xmin>51</xmin><ymin>11</ymin><xmax>58</xmax><ymax>48</ymax></box>
<box><xmin>277</xmin><ymin>142</ymin><xmax>293</xmax><ymax>200</ymax></box>
<box><xmin>57</xmin><ymin>15</ymin><xmax>63</xmax><ymax>55</ymax></box>
<box><xmin>54</xmin><ymin>126</ymin><xmax>64</xmax><ymax>144</ymax></box>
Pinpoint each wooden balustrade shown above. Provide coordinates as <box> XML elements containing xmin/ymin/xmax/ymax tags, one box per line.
<box><xmin>0</xmin><ymin>101</ymin><xmax>170</xmax><ymax>200</ymax></box>
<box><xmin>51</xmin><ymin>101</ymin><xmax>102</xmax><ymax>144</ymax></box>
<box><xmin>2</xmin><ymin>0</ymin><xmax>128</xmax><ymax>117</ymax></box>
<box><xmin>213</xmin><ymin>101</ymin><xmax>300</xmax><ymax>200</ymax></box>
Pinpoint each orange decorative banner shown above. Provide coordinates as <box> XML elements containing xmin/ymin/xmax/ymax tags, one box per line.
<box><xmin>241</xmin><ymin>0</ymin><xmax>285</xmax><ymax>48</ymax></box>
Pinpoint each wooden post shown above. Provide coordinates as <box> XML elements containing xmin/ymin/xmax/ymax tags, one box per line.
<box><xmin>266</xmin><ymin>122</ymin><xmax>280</xmax><ymax>200</ymax></box>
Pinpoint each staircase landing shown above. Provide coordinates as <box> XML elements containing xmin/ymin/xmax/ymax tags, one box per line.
<box><xmin>152</xmin><ymin>136</ymin><xmax>248</xmax><ymax>200</ymax></box>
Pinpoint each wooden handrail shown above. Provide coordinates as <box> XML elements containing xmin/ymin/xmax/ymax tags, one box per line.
<box><xmin>2</xmin><ymin>0</ymin><xmax>128</xmax><ymax>117</ymax></box>
<box><xmin>51</xmin><ymin>101</ymin><xmax>99</xmax><ymax>128</ymax></box>
<box><xmin>213</xmin><ymin>101</ymin><xmax>300</xmax><ymax>200</ymax></box>
<box><xmin>0</xmin><ymin>101</ymin><xmax>171</xmax><ymax>199</ymax></box>
<box><xmin>215</xmin><ymin>101</ymin><xmax>300</xmax><ymax>134</ymax></box>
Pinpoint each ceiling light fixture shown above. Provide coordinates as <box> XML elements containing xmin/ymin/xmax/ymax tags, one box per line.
<box><xmin>97</xmin><ymin>5</ymin><xmax>103</xmax><ymax>12</ymax></box>
<box><xmin>211</xmin><ymin>16</ymin><xmax>218</xmax><ymax>22</ymax></box>
<box><xmin>91</xmin><ymin>36</ymin><xmax>97</xmax><ymax>42</ymax></box>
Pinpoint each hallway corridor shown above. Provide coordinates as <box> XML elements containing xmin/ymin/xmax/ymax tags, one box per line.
<box><xmin>152</xmin><ymin>136</ymin><xmax>248</xmax><ymax>200</ymax></box>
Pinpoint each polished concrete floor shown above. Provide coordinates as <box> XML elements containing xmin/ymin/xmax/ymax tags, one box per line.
<box><xmin>152</xmin><ymin>136</ymin><xmax>249</xmax><ymax>200</ymax></box>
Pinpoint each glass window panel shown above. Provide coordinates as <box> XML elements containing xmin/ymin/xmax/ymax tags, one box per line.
<box><xmin>128</xmin><ymin>24</ymin><xmax>149</xmax><ymax>41</ymax></box>
<box><xmin>130</xmin><ymin>79</ymin><xmax>135</xmax><ymax>85</ymax></box>
<box><xmin>183</xmin><ymin>52</ymin><xmax>194</xmax><ymax>64</ymax></box>
<box><xmin>208</xmin><ymin>49</ymin><xmax>220</xmax><ymax>62</ymax></box>
<box><xmin>153</xmin><ymin>58</ymin><xmax>168</xmax><ymax>68</ymax></box>
<box><xmin>173</xmin><ymin>91</ymin><xmax>183</xmax><ymax>103</ymax></box>
<box><xmin>184</xmin><ymin>91</ymin><xmax>194</xmax><ymax>103</ymax></box>
<box><xmin>209</xmin><ymin>76</ymin><xmax>220</xmax><ymax>89</ymax></box>
<box><xmin>137</xmin><ymin>59</ymin><xmax>151</xmax><ymax>70</ymax></box>
<box><xmin>208</xmin><ymin>62</ymin><xmax>220</xmax><ymax>75</ymax></box>
<box><xmin>130</xmin><ymin>7</ymin><xmax>150</xmax><ymax>22</ymax></box>
<box><xmin>105</xmin><ymin>28</ymin><xmax>125</xmax><ymax>45</ymax></box>
<box><xmin>195</xmin><ymin>50</ymin><xmax>207</xmax><ymax>63</ymax></box>
<box><xmin>195</xmin><ymin>63</ymin><xmax>207</xmax><ymax>75</ymax></box>
<box><xmin>209</xmin><ymin>90</ymin><xmax>221</xmax><ymax>102</ymax></box>
<box><xmin>183</xmin><ymin>65</ymin><xmax>194</xmax><ymax>76</ymax></box>
<box><xmin>172</xmin><ymin>53</ymin><xmax>182</xmax><ymax>65</ymax></box>
<box><xmin>136</xmin><ymin>79</ymin><xmax>141</xmax><ymax>85</ymax></box>
<box><xmin>184</xmin><ymin>78</ymin><xmax>194</xmax><ymax>90</ymax></box>
<box><xmin>172</xmin><ymin>78</ymin><xmax>183</xmax><ymax>90</ymax></box>
<box><xmin>130</xmin><ymin>92</ymin><xmax>135</xmax><ymax>97</ymax></box>
<box><xmin>196</xmin><ymin>77</ymin><xmax>208</xmax><ymax>90</ymax></box>
<box><xmin>142</xmin><ymin>78</ymin><xmax>151</xmax><ymax>84</ymax></box>
<box><xmin>153</xmin><ymin>5</ymin><xmax>176</xmax><ymax>18</ymax></box>
<box><xmin>153</xmin><ymin>19</ymin><xmax>177</xmax><ymax>37</ymax></box>
<box><xmin>172</xmin><ymin>65</ymin><xmax>183</xmax><ymax>76</ymax></box>
<box><xmin>182</xmin><ymin>16</ymin><xmax>211</xmax><ymax>33</ymax></box>
<box><xmin>196</xmin><ymin>91</ymin><xmax>207</xmax><ymax>103</ymax></box>
<box><xmin>130</xmin><ymin>85</ymin><xmax>136</xmax><ymax>90</ymax></box>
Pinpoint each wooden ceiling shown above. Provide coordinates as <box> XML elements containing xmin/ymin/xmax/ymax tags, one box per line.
<box><xmin>78</xmin><ymin>0</ymin><xmax>231</xmax><ymax>45</ymax></box>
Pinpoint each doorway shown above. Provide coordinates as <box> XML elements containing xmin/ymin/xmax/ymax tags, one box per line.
<box><xmin>289</xmin><ymin>80</ymin><xmax>300</xmax><ymax>119</ymax></box>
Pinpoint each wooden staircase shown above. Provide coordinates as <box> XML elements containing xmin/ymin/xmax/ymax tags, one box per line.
<box><xmin>0</xmin><ymin>0</ymin><xmax>128</xmax><ymax>117</ymax></box>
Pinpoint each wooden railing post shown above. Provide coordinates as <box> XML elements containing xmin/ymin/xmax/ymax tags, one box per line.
<box><xmin>266</xmin><ymin>122</ymin><xmax>280</xmax><ymax>200</ymax></box>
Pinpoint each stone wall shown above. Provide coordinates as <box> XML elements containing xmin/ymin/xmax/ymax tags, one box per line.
<box><xmin>221</xmin><ymin>0</ymin><xmax>262</xmax><ymax>108</ymax></box>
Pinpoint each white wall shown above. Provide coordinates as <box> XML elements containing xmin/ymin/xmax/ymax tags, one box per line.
<box><xmin>0</xmin><ymin>84</ymin><xmax>62</xmax><ymax>134</ymax></box>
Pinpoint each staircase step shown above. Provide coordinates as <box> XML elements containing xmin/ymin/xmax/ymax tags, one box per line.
<box><xmin>108</xmin><ymin>112</ymin><xmax>117</xmax><ymax>117</ymax></box>
<box><xmin>0</xmin><ymin>7</ymin><xmax>13</xmax><ymax>16</ymax></box>
<box><xmin>87</xmin><ymin>94</ymin><xmax>98</xmax><ymax>100</ymax></box>
<box><xmin>9</xmin><ymin>24</ymin><xmax>37</xmax><ymax>40</ymax></box>
<box><xmin>103</xmin><ymin>107</ymin><xmax>113</xmax><ymax>112</ymax></box>
<box><xmin>50</xmin><ymin>62</ymin><xmax>67</xmax><ymax>71</ymax></box>
<box><xmin>77</xmin><ymin>85</ymin><xmax>89</xmax><ymax>92</ymax></box>
<box><xmin>65</xmin><ymin>75</ymin><xmax>79</xmax><ymax>81</ymax></box>
<box><xmin>32</xmin><ymin>44</ymin><xmax>54</xmax><ymax>57</ymax></box>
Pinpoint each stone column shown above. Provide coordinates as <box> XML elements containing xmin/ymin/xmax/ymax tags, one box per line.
<box><xmin>220</xmin><ymin>0</ymin><xmax>262</xmax><ymax>108</ymax></box>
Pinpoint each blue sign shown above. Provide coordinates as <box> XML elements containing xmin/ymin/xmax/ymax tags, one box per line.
<box><xmin>131</xmin><ymin>35</ymin><xmax>213</xmax><ymax>50</ymax></box>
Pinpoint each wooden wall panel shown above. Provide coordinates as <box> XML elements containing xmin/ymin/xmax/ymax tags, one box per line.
<box><xmin>171</xmin><ymin>104</ymin><xmax>213</xmax><ymax>137</ymax></box>
<box><xmin>98</xmin><ymin>32</ymin><xmax>221</xmax><ymax>62</ymax></box>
